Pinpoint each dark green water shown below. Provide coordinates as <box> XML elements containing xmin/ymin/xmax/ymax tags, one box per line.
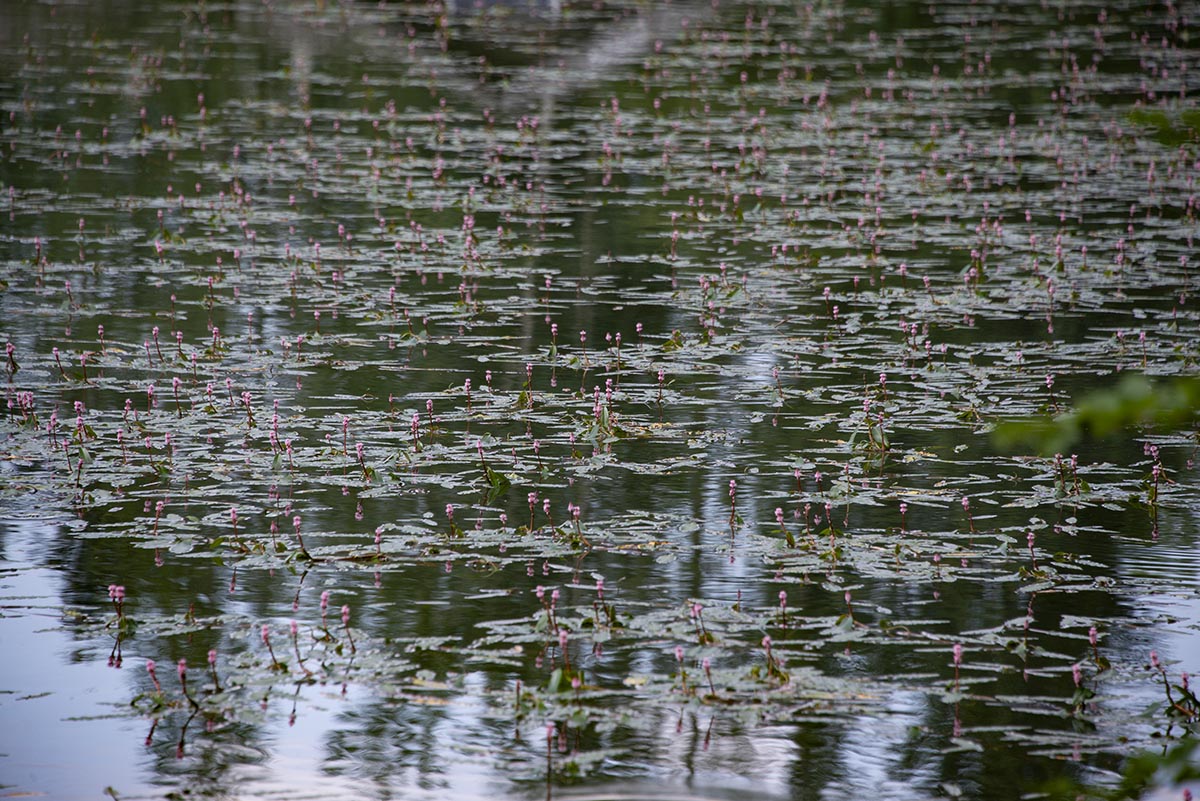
<box><xmin>1</xmin><ymin>1</ymin><xmax>1198</xmax><ymax>799</ymax></box>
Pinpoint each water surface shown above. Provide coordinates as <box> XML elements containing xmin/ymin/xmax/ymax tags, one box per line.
<box><xmin>1</xmin><ymin>0</ymin><xmax>1199</xmax><ymax>799</ymax></box>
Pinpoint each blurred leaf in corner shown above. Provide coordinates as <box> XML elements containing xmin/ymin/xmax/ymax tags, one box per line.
<box><xmin>992</xmin><ymin>374</ymin><xmax>1200</xmax><ymax>455</ymax></box>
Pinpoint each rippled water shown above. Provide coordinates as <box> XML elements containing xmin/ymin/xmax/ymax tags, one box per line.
<box><xmin>1</xmin><ymin>0</ymin><xmax>1199</xmax><ymax>799</ymax></box>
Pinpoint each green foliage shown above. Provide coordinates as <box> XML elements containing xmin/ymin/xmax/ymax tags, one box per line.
<box><xmin>1044</xmin><ymin>740</ymin><xmax>1200</xmax><ymax>800</ymax></box>
<box><xmin>992</xmin><ymin>375</ymin><xmax>1200</xmax><ymax>454</ymax></box>
<box><xmin>483</xmin><ymin>464</ymin><xmax>511</xmax><ymax>501</ymax></box>
<box><xmin>1127</xmin><ymin>108</ymin><xmax>1200</xmax><ymax>145</ymax></box>
<box><xmin>545</xmin><ymin>666</ymin><xmax>585</xmax><ymax>694</ymax></box>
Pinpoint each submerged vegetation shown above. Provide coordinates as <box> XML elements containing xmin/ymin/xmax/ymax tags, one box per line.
<box><xmin>1</xmin><ymin>0</ymin><xmax>1198</xmax><ymax>799</ymax></box>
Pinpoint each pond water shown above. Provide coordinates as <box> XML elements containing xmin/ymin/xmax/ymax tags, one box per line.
<box><xmin>1</xmin><ymin>0</ymin><xmax>1199</xmax><ymax>799</ymax></box>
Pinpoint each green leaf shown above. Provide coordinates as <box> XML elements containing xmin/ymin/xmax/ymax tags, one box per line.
<box><xmin>992</xmin><ymin>374</ymin><xmax>1200</xmax><ymax>454</ymax></box>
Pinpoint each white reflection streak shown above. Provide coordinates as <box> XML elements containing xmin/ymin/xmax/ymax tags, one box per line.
<box><xmin>657</xmin><ymin>713</ymin><xmax>796</xmax><ymax>796</ymax></box>
<box><xmin>823</xmin><ymin>689</ymin><xmax>932</xmax><ymax>800</ymax></box>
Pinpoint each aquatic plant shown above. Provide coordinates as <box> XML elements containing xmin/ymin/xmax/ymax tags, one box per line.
<box><xmin>0</xmin><ymin>0</ymin><xmax>1197</xmax><ymax>799</ymax></box>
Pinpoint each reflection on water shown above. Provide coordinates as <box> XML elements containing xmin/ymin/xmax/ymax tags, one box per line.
<box><xmin>1</xmin><ymin>0</ymin><xmax>1199</xmax><ymax>799</ymax></box>
<box><xmin>0</xmin><ymin>520</ymin><xmax>150</xmax><ymax>800</ymax></box>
